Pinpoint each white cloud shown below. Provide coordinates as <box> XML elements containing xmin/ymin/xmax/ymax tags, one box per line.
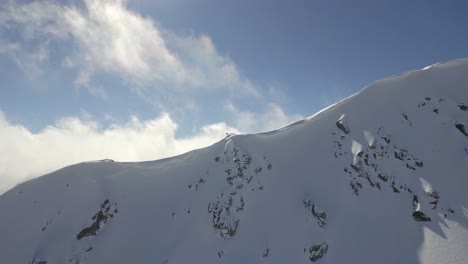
<box><xmin>0</xmin><ymin>39</ymin><xmax>49</xmax><ymax>77</ymax></box>
<box><xmin>0</xmin><ymin>104</ymin><xmax>302</xmax><ymax>194</ymax></box>
<box><xmin>0</xmin><ymin>111</ymin><xmax>239</xmax><ymax>194</ymax></box>
<box><xmin>226</xmin><ymin>103</ymin><xmax>303</xmax><ymax>133</ymax></box>
<box><xmin>0</xmin><ymin>0</ymin><xmax>257</xmax><ymax>95</ymax></box>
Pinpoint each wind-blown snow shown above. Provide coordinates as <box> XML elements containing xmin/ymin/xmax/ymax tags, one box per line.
<box><xmin>1</xmin><ymin>59</ymin><xmax>468</xmax><ymax>264</ymax></box>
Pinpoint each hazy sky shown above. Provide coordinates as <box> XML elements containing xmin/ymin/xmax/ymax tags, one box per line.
<box><xmin>1</xmin><ymin>0</ymin><xmax>467</xmax><ymax>192</ymax></box>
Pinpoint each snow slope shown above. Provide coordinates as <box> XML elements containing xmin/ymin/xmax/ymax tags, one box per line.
<box><xmin>1</xmin><ymin>59</ymin><xmax>468</xmax><ymax>264</ymax></box>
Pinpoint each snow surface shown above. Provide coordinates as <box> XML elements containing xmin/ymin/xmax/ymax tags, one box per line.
<box><xmin>1</xmin><ymin>59</ymin><xmax>468</xmax><ymax>264</ymax></box>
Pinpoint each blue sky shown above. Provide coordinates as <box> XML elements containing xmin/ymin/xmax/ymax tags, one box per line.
<box><xmin>0</xmin><ymin>0</ymin><xmax>467</xmax><ymax>191</ymax></box>
<box><xmin>131</xmin><ymin>0</ymin><xmax>468</xmax><ymax>114</ymax></box>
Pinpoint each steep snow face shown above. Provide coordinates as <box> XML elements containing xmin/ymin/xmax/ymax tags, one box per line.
<box><xmin>1</xmin><ymin>59</ymin><xmax>468</xmax><ymax>264</ymax></box>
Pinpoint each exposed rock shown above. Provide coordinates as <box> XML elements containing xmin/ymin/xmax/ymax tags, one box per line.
<box><xmin>303</xmin><ymin>200</ymin><xmax>327</xmax><ymax>227</ymax></box>
<box><xmin>350</xmin><ymin>181</ymin><xmax>361</xmax><ymax>196</ymax></box>
<box><xmin>444</xmin><ymin>208</ymin><xmax>455</xmax><ymax>218</ymax></box>
<box><xmin>377</xmin><ymin>174</ymin><xmax>388</xmax><ymax>182</ymax></box>
<box><xmin>30</xmin><ymin>260</ymin><xmax>47</xmax><ymax>264</ymax></box>
<box><xmin>312</xmin><ymin>204</ymin><xmax>327</xmax><ymax>227</ymax></box>
<box><xmin>208</xmin><ymin>194</ymin><xmax>239</xmax><ymax>238</ymax></box>
<box><xmin>336</xmin><ymin>114</ymin><xmax>350</xmax><ymax>134</ymax></box>
<box><xmin>426</xmin><ymin>191</ymin><xmax>440</xmax><ymax>209</ymax></box>
<box><xmin>76</xmin><ymin>199</ymin><xmax>118</xmax><ymax>240</ymax></box>
<box><xmin>381</xmin><ymin>135</ymin><xmax>391</xmax><ymax>144</ymax></box>
<box><xmin>401</xmin><ymin>113</ymin><xmax>412</xmax><ymax>125</ymax></box>
<box><xmin>394</xmin><ymin>149</ymin><xmax>407</xmax><ymax>161</ymax></box>
<box><xmin>412</xmin><ymin>195</ymin><xmax>419</xmax><ymax>210</ymax></box>
<box><xmin>210</xmin><ymin>146</ymin><xmax>270</xmax><ymax>238</ymax></box>
<box><xmin>394</xmin><ymin>148</ymin><xmax>423</xmax><ymax>170</ymax></box>
<box><xmin>305</xmin><ymin>243</ymin><xmax>328</xmax><ymax>262</ymax></box>
<box><xmin>455</xmin><ymin>123</ymin><xmax>468</xmax><ymax>136</ymax></box>
<box><xmin>412</xmin><ymin>211</ymin><xmax>431</xmax><ymax>222</ymax></box>
<box><xmin>459</xmin><ymin>104</ymin><xmax>467</xmax><ymax>111</ymax></box>
<box><xmin>391</xmin><ymin>181</ymin><xmax>400</xmax><ymax>193</ymax></box>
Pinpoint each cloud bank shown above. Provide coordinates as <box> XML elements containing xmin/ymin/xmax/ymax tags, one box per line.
<box><xmin>227</xmin><ymin>103</ymin><xmax>303</xmax><ymax>133</ymax></box>
<box><xmin>0</xmin><ymin>111</ymin><xmax>239</xmax><ymax>194</ymax></box>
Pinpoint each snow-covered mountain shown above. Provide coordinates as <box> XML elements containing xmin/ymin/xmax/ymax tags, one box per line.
<box><xmin>1</xmin><ymin>59</ymin><xmax>468</xmax><ymax>264</ymax></box>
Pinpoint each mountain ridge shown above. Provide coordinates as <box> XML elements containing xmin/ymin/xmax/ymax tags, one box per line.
<box><xmin>1</xmin><ymin>58</ymin><xmax>468</xmax><ymax>264</ymax></box>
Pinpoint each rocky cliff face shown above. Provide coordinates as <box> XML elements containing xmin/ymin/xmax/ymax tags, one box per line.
<box><xmin>1</xmin><ymin>59</ymin><xmax>468</xmax><ymax>264</ymax></box>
